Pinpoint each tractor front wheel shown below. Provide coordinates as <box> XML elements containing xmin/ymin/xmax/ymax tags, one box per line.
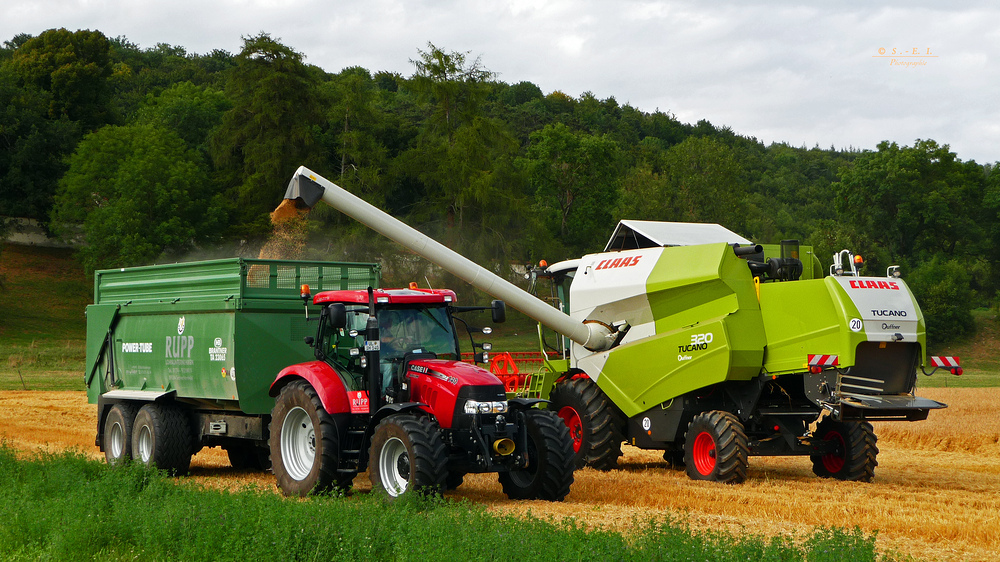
<box><xmin>270</xmin><ymin>381</ymin><xmax>352</xmax><ymax>496</ymax></box>
<box><xmin>498</xmin><ymin>409</ymin><xmax>575</xmax><ymax>501</ymax></box>
<box><xmin>131</xmin><ymin>403</ymin><xmax>192</xmax><ymax>475</ymax></box>
<box><xmin>369</xmin><ymin>414</ymin><xmax>447</xmax><ymax>499</ymax></box>
<box><xmin>103</xmin><ymin>402</ymin><xmax>137</xmax><ymax>466</ymax></box>
<box><xmin>549</xmin><ymin>377</ymin><xmax>623</xmax><ymax>470</ymax></box>
<box><xmin>683</xmin><ymin>411</ymin><xmax>748</xmax><ymax>484</ymax></box>
<box><xmin>810</xmin><ymin>418</ymin><xmax>878</xmax><ymax>482</ymax></box>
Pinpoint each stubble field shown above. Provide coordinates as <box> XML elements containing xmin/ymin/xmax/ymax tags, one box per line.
<box><xmin>1</xmin><ymin>387</ymin><xmax>997</xmax><ymax>561</ymax></box>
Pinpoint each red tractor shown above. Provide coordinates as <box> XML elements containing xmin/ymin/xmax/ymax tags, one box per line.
<box><xmin>268</xmin><ymin>286</ymin><xmax>575</xmax><ymax>500</ymax></box>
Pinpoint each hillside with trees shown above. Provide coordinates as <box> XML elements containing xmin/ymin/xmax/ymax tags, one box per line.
<box><xmin>2</xmin><ymin>28</ymin><xmax>997</xmax><ymax>344</ymax></box>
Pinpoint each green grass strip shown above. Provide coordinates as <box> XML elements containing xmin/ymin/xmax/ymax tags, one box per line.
<box><xmin>0</xmin><ymin>445</ymin><xmax>888</xmax><ymax>561</ymax></box>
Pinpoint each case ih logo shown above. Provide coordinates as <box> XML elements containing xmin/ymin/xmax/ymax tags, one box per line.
<box><xmin>595</xmin><ymin>255</ymin><xmax>642</xmax><ymax>271</ymax></box>
<box><xmin>849</xmin><ymin>280</ymin><xmax>900</xmax><ymax>290</ymax></box>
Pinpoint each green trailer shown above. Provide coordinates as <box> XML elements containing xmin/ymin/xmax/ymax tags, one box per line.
<box><xmin>87</xmin><ymin>258</ymin><xmax>380</xmax><ymax>472</ymax></box>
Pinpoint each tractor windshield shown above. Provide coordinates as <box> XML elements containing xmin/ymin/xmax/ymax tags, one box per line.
<box><xmin>378</xmin><ymin>306</ymin><xmax>458</xmax><ymax>361</ymax></box>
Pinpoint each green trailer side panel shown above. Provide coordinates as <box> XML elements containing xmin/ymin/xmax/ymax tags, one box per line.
<box><xmin>234</xmin><ymin>312</ymin><xmax>317</xmax><ymax>414</ymax></box>
<box><xmin>596</xmin><ymin>244</ymin><xmax>767</xmax><ymax>418</ymax></box>
<box><xmin>86</xmin><ymin>258</ymin><xmax>380</xmax><ymax>411</ymax></box>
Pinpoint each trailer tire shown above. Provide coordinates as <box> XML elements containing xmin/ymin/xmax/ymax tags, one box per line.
<box><xmin>549</xmin><ymin>377</ymin><xmax>623</xmax><ymax>470</ymax></box>
<box><xmin>683</xmin><ymin>411</ymin><xmax>748</xmax><ymax>484</ymax></box>
<box><xmin>270</xmin><ymin>381</ymin><xmax>350</xmax><ymax>496</ymax></box>
<box><xmin>131</xmin><ymin>403</ymin><xmax>193</xmax><ymax>475</ymax></box>
<box><xmin>811</xmin><ymin>418</ymin><xmax>878</xmax><ymax>482</ymax></box>
<box><xmin>499</xmin><ymin>409</ymin><xmax>575</xmax><ymax>501</ymax></box>
<box><xmin>103</xmin><ymin>402</ymin><xmax>138</xmax><ymax>466</ymax></box>
<box><xmin>369</xmin><ymin>414</ymin><xmax>447</xmax><ymax>499</ymax></box>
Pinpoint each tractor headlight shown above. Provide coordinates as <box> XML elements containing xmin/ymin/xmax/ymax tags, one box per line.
<box><xmin>463</xmin><ymin>400</ymin><xmax>508</xmax><ymax>415</ymax></box>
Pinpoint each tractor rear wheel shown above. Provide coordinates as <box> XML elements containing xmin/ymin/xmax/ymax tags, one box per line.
<box><xmin>811</xmin><ymin>418</ymin><xmax>878</xmax><ymax>482</ymax></box>
<box><xmin>103</xmin><ymin>402</ymin><xmax>138</xmax><ymax>466</ymax></box>
<box><xmin>549</xmin><ymin>377</ymin><xmax>624</xmax><ymax>470</ymax></box>
<box><xmin>131</xmin><ymin>403</ymin><xmax>192</xmax><ymax>475</ymax></box>
<box><xmin>270</xmin><ymin>381</ymin><xmax>352</xmax><ymax>496</ymax></box>
<box><xmin>369</xmin><ymin>414</ymin><xmax>447</xmax><ymax>499</ymax></box>
<box><xmin>498</xmin><ymin>409</ymin><xmax>575</xmax><ymax>501</ymax></box>
<box><xmin>683</xmin><ymin>411</ymin><xmax>748</xmax><ymax>484</ymax></box>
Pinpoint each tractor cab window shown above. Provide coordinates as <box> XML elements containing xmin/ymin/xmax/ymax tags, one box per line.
<box><xmin>378</xmin><ymin>306</ymin><xmax>458</xmax><ymax>361</ymax></box>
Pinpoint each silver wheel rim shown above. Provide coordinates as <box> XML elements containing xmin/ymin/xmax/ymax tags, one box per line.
<box><xmin>136</xmin><ymin>424</ymin><xmax>152</xmax><ymax>463</ymax></box>
<box><xmin>281</xmin><ymin>407</ymin><xmax>315</xmax><ymax>481</ymax></box>
<box><xmin>378</xmin><ymin>437</ymin><xmax>409</xmax><ymax>497</ymax></box>
<box><xmin>108</xmin><ymin>421</ymin><xmax>125</xmax><ymax>459</ymax></box>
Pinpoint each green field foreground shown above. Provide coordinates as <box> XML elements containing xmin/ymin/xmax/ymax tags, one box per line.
<box><xmin>0</xmin><ymin>446</ymin><xmax>884</xmax><ymax>561</ymax></box>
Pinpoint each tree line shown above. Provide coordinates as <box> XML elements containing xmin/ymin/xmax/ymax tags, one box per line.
<box><xmin>1</xmin><ymin>28</ymin><xmax>997</xmax><ymax>344</ymax></box>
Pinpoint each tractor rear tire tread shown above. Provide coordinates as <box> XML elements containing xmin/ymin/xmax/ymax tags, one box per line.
<box><xmin>270</xmin><ymin>380</ymin><xmax>347</xmax><ymax>497</ymax></box>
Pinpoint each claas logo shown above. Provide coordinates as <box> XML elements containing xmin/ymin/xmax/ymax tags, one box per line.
<box><xmin>849</xmin><ymin>279</ymin><xmax>900</xmax><ymax>290</ymax></box>
<box><xmin>595</xmin><ymin>256</ymin><xmax>642</xmax><ymax>271</ymax></box>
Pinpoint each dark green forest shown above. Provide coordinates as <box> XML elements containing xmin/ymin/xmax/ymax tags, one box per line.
<box><xmin>2</xmin><ymin>28</ymin><xmax>998</xmax><ymax>344</ymax></box>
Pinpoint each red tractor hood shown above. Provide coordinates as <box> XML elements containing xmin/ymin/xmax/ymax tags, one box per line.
<box><xmin>405</xmin><ymin>359</ymin><xmax>506</xmax><ymax>428</ymax></box>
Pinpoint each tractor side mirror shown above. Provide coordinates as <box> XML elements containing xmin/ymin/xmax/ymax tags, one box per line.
<box><xmin>327</xmin><ymin>303</ymin><xmax>347</xmax><ymax>330</ymax></box>
<box><xmin>491</xmin><ymin>300</ymin><xmax>507</xmax><ymax>324</ymax></box>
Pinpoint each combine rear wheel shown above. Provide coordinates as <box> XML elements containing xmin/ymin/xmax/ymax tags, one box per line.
<box><xmin>369</xmin><ymin>414</ymin><xmax>447</xmax><ymax>499</ymax></box>
<box><xmin>103</xmin><ymin>402</ymin><xmax>138</xmax><ymax>466</ymax></box>
<box><xmin>549</xmin><ymin>378</ymin><xmax>623</xmax><ymax>470</ymax></box>
<box><xmin>811</xmin><ymin>418</ymin><xmax>878</xmax><ymax>482</ymax></box>
<box><xmin>270</xmin><ymin>381</ymin><xmax>352</xmax><ymax>496</ymax></box>
<box><xmin>683</xmin><ymin>411</ymin><xmax>748</xmax><ymax>484</ymax></box>
<box><xmin>131</xmin><ymin>403</ymin><xmax>192</xmax><ymax>475</ymax></box>
<box><xmin>499</xmin><ymin>409</ymin><xmax>575</xmax><ymax>501</ymax></box>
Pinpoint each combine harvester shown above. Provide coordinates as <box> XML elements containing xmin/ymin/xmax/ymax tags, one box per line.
<box><xmin>283</xmin><ymin>166</ymin><xmax>961</xmax><ymax>484</ymax></box>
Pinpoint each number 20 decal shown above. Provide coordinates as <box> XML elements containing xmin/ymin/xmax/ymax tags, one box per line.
<box><xmin>849</xmin><ymin>318</ymin><xmax>863</xmax><ymax>332</ymax></box>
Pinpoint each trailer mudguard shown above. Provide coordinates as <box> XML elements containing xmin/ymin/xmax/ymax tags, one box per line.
<box><xmin>270</xmin><ymin>361</ymin><xmax>352</xmax><ymax>414</ymax></box>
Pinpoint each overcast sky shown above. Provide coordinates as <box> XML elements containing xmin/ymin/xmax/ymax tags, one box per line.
<box><xmin>4</xmin><ymin>1</ymin><xmax>998</xmax><ymax>163</ymax></box>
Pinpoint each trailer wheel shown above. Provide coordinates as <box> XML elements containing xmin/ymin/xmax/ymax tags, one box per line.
<box><xmin>131</xmin><ymin>403</ymin><xmax>192</xmax><ymax>475</ymax></box>
<box><xmin>369</xmin><ymin>414</ymin><xmax>447</xmax><ymax>499</ymax></box>
<box><xmin>549</xmin><ymin>378</ymin><xmax>624</xmax><ymax>470</ymax></box>
<box><xmin>103</xmin><ymin>402</ymin><xmax>138</xmax><ymax>466</ymax></box>
<box><xmin>811</xmin><ymin>418</ymin><xmax>878</xmax><ymax>482</ymax></box>
<box><xmin>498</xmin><ymin>409</ymin><xmax>575</xmax><ymax>501</ymax></box>
<box><xmin>270</xmin><ymin>381</ymin><xmax>350</xmax><ymax>496</ymax></box>
<box><xmin>683</xmin><ymin>411</ymin><xmax>748</xmax><ymax>484</ymax></box>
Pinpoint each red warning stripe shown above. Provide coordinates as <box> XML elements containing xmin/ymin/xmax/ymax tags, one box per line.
<box><xmin>807</xmin><ymin>354</ymin><xmax>839</xmax><ymax>367</ymax></box>
<box><xmin>930</xmin><ymin>356</ymin><xmax>960</xmax><ymax>368</ymax></box>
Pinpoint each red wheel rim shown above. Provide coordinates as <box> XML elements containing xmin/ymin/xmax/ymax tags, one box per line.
<box><xmin>557</xmin><ymin>406</ymin><xmax>583</xmax><ymax>453</ymax></box>
<box><xmin>821</xmin><ymin>431</ymin><xmax>846</xmax><ymax>473</ymax></box>
<box><xmin>692</xmin><ymin>431</ymin><xmax>717</xmax><ymax>476</ymax></box>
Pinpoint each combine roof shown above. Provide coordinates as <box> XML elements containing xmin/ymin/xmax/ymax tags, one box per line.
<box><xmin>604</xmin><ymin>220</ymin><xmax>752</xmax><ymax>252</ymax></box>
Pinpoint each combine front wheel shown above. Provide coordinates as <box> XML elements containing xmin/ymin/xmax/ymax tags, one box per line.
<box><xmin>499</xmin><ymin>409</ymin><xmax>575</xmax><ymax>501</ymax></box>
<box><xmin>549</xmin><ymin>378</ymin><xmax>623</xmax><ymax>470</ymax></box>
<box><xmin>683</xmin><ymin>411</ymin><xmax>748</xmax><ymax>484</ymax></box>
<box><xmin>810</xmin><ymin>418</ymin><xmax>878</xmax><ymax>482</ymax></box>
<box><xmin>369</xmin><ymin>414</ymin><xmax>447</xmax><ymax>499</ymax></box>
